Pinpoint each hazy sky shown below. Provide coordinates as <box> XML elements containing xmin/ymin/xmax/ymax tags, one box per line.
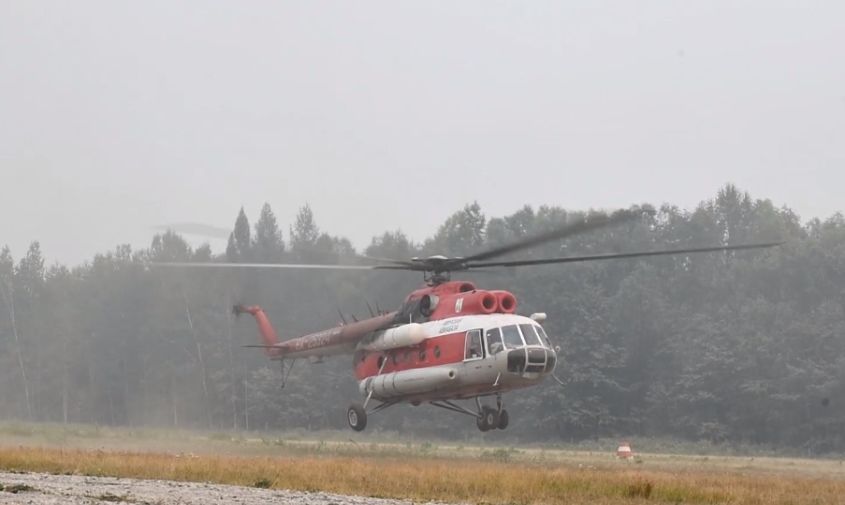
<box><xmin>2</xmin><ymin>1</ymin><xmax>843</xmax><ymax>265</ymax></box>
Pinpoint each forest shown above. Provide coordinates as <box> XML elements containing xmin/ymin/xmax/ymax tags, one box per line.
<box><xmin>1</xmin><ymin>184</ymin><xmax>843</xmax><ymax>453</ymax></box>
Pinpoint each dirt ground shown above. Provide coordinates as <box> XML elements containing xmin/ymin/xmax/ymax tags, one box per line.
<box><xmin>0</xmin><ymin>471</ymin><xmax>426</xmax><ymax>505</ymax></box>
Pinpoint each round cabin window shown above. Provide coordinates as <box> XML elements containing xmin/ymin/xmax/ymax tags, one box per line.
<box><xmin>434</xmin><ymin>346</ymin><xmax>441</xmax><ymax>358</ymax></box>
<box><xmin>419</xmin><ymin>350</ymin><xmax>426</xmax><ymax>362</ymax></box>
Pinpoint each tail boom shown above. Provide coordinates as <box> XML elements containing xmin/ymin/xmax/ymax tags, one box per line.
<box><xmin>235</xmin><ymin>304</ymin><xmax>398</xmax><ymax>359</ymax></box>
<box><xmin>234</xmin><ymin>305</ymin><xmax>282</xmax><ymax>356</ymax></box>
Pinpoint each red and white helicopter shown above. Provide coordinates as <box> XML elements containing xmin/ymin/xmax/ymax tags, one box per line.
<box><xmin>164</xmin><ymin>209</ymin><xmax>779</xmax><ymax>432</ymax></box>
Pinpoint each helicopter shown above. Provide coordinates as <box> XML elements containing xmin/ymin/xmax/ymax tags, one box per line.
<box><xmin>162</xmin><ymin>208</ymin><xmax>780</xmax><ymax>432</ymax></box>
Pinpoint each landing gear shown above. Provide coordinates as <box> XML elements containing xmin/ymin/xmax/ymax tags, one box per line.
<box><xmin>430</xmin><ymin>393</ymin><xmax>510</xmax><ymax>431</ymax></box>
<box><xmin>476</xmin><ymin>406</ymin><xmax>499</xmax><ymax>431</ymax></box>
<box><xmin>347</xmin><ymin>391</ymin><xmax>510</xmax><ymax>432</ymax></box>
<box><xmin>347</xmin><ymin>353</ymin><xmax>394</xmax><ymax>432</ymax></box>
<box><xmin>347</xmin><ymin>403</ymin><xmax>367</xmax><ymax>431</ymax></box>
<box><xmin>346</xmin><ymin>399</ymin><xmax>398</xmax><ymax>431</ymax></box>
<box><xmin>497</xmin><ymin>409</ymin><xmax>509</xmax><ymax>429</ymax></box>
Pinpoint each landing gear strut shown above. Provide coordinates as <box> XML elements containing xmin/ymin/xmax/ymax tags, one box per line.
<box><xmin>430</xmin><ymin>393</ymin><xmax>509</xmax><ymax>431</ymax></box>
<box><xmin>495</xmin><ymin>392</ymin><xmax>509</xmax><ymax>429</ymax></box>
<box><xmin>348</xmin><ymin>353</ymin><xmax>397</xmax><ymax>432</ymax></box>
<box><xmin>347</xmin><ymin>392</ymin><xmax>509</xmax><ymax>432</ymax></box>
<box><xmin>497</xmin><ymin>408</ymin><xmax>509</xmax><ymax>429</ymax></box>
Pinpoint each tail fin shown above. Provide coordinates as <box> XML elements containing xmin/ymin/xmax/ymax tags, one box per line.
<box><xmin>234</xmin><ymin>304</ymin><xmax>280</xmax><ymax>356</ymax></box>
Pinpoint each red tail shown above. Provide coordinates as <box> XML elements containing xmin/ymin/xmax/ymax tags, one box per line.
<box><xmin>234</xmin><ymin>305</ymin><xmax>281</xmax><ymax>356</ymax></box>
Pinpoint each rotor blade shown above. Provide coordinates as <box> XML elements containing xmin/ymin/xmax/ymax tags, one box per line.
<box><xmin>442</xmin><ymin>207</ymin><xmax>646</xmax><ymax>270</ymax></box>
<box><xmin>358</xmin><ymin>255</ymin><xmax>418</xmax><ymax>267</ymax></box>
<box><xmin>153</xmin><ymin>262</ymin><xmax>381</xmax><ymax>271</ymax></box>
<box><xmin>372</xmin><ymin>264</ymin><xmax>426</xmax><ymax>271</ymax></box>
<box><xmin>464</xmin><ymin>241</ymin><xmax>783</xmax><ymax>269</ymax></box>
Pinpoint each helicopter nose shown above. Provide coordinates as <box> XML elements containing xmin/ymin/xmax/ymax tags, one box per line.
<box><xmin>506</xmin><ymin>347</ymin><xmax>556</xmax><ymax>374</ymax></box>
<box><xmin>545</xmin><ymin>350</ymin><xmax>557</xmax><ymax>371</ymax></box>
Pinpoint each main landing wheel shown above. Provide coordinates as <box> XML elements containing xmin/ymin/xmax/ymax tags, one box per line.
<box><xmin>347</xmin><ymin>403</ymin><xmax>367</xmax><ymax>432</ymax></box>
<box><xmin>476</xmin><ymin>406</ymin><xmax>499</xmax><ymax>432</ymax></box>
<box><xmin>497</xmin><ymin>409</ymin><xmax>509</xmax><ymax>430</ymax></box>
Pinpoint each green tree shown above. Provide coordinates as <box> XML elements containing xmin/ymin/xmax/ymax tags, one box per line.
<box><xmin>4</xmin><ymin>187</ymin><xmax>845</xmax><ymax>451</ymax></box>
<box><xmin>226</xmin><ymin>207</ymin><xmax>252</xmax><ymax>262</ymax></box>
<box><xmin>425</xmin><ymin>202</ymin><xmax>486</xmax><ymax>256</ymax></box>
<box><xmin>290</xmin><ymin>204</ymin><xmax>320</xmax><ymax>262</ymax></box>
<box><xmin>366</xmin><ymin>231</ymin><xmax>416</xmax><ymax>260</ymax></box>
<box><xmin>253</xmin><ymin>203</ymin><xmax>284</xmax><ymax>263</ymax></box>
<box><xmin>0</xmin><ymin>246</ymin><xmax>33</xmax><ymax>419</ymax></box>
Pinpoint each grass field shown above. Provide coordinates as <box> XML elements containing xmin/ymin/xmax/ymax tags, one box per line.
<box><xmin>2</xmin><ymin>422</ymin><xmax>845</xmax><ymax>504</ymax></box>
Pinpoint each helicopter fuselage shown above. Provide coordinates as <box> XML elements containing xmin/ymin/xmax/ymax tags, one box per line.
<box><xmin>353</xmin><ymin>313</ymin><xmax>557</xmax><ymax>404</ymax></box>
<box><xmin>241</xmin><ymin>280</ymin><xmax>558</xmax><ymax>409</ymax></box>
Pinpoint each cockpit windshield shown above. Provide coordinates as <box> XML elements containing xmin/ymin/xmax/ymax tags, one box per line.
<box><xmin>519</xmin><ymin>324</ymin><xmax>542</xmax><ymax>346</ymax></box>
<box><xmin>490</xmin><ymin>323</ymin><xmax>551</xmax><ymax>350</ymax></box>
<box><xmin>501</xmin><ymin>324</ymin><xmax>524</xmax><ymax>349</ymax></box>
<box><xmin>535</xmin><ymin>325</ymin><xmax>552</xmax><ymax>347</ymax></box>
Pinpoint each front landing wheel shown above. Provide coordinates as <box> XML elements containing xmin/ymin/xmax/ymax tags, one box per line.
<box><xmin>347</xmin><ymin>403</ymin><xmax>367</xmax><ymax>431</ymax></box>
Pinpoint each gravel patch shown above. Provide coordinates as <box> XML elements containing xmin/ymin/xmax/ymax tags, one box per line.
<box><xmin>0</xmin><ymin>471</ymin><xmax>429</xmax><ymax>505</ymax></box>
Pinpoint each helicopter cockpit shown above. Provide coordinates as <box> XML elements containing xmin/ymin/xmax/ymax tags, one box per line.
<box><xmin>480</xmin><ymin>320</ymin><xmax>557</xmax><ymax>375</ymax></box>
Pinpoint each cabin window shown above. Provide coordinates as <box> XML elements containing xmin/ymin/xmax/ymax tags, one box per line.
<box><xmin>464</xmin><ymin>329</ymin><xmax>484</xmax><ymax>360</ymax></box>
<box><xmin>434</xmin><ymin>345</ymin><xmax>441</xmax><ymax>358</ymax></box>
<box><xmin>486</xmin><ymin>327</ymin><xmax>504</xmax><ymax>355</ymax></box>
<box><xmin>519</xmin><ymin>324</ymin><xmax>542</xmax><ymax>346</ymax></box>
<box><xmin>535</xmin><ymin>325</ymin><xmax>552</xmax><ymax>347</ymax></box>
<box><xmin>501</xmin><ymin>325</ymin><xmax>524</xmax><ymax>349</ymax></box>
<box><xmin>419</xmin><ymin>350</ymin><xmax>426</xmax><ymax>362</ymax></box>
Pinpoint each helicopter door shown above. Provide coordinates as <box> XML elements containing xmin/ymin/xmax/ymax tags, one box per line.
<box><xmin>485</xmin><ymin>327</ymin><xmax>505</xmax><ymax>373</ymax></box>
<box><xmin>464</xmin><ymin>329</ymin><xmax>484</xmax><ymax>361</ymax></box>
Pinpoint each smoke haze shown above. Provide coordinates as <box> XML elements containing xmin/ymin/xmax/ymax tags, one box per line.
<box><xmin>1</xmin><ymin>1</ymin><xmax>844</xmax><ymax>265</ymax></box>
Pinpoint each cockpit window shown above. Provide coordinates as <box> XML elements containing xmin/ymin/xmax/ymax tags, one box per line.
<box><xmin>486</xmin><ymin>327</ymin><xmax>504</xmax><ymax>355</ymax></box>
<box><xmin>501</xmin><ymin>325</ymin><xmax>524</xmax><ymax>349</ymax></box>
<box><xmin>519</xmin><ymin>324</ymin><xmax>542</xmax><ymax>346</ymax></box>
<box><xmin>535</xmin><ymin>325</ymin><xmax>552</xmax><ymax>346</ymax></box>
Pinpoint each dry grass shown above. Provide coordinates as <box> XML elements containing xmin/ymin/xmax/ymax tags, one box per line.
<box><xmin>2</xmin><ymin>423</ymin><xmax>844</xmax><ymax>504</ymax></box>
<box><xmin>2</xmin><ymin>445</ymin><xmax>845</xmax><ymax>504</ymax></box>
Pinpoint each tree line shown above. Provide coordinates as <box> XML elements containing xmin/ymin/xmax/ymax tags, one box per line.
<box><xmin>1</xmin><ymin>185</ymin><xmax>843</xmax><ymax>453</ymax></box>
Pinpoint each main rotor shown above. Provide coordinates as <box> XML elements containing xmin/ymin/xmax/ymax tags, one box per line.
<box><xmin>154</xmin><ymin>205</ymin><xmax>783</xmax><ymax>283</ymax></box>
